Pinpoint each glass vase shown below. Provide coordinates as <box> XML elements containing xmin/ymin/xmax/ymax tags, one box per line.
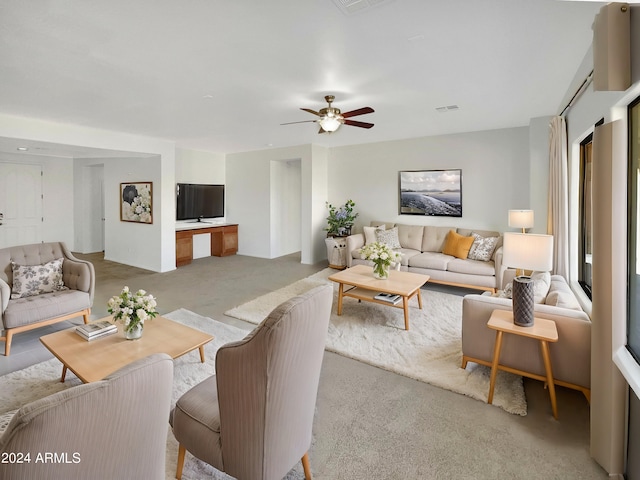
<box><xmin>372</xmin><ymin>262</ymin><xmax>390</xmax><ymax>279</ymax></box>
<box><xmin>123</xmin><ymin>322</ymin><xmax>143</xmax><ymax>340</ymax></box>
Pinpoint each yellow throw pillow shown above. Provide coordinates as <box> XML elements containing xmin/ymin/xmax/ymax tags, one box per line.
<box><xmin>442</xmin><ymin>230</ymin><xmax>474</xmax><ymax>259</ymax></box>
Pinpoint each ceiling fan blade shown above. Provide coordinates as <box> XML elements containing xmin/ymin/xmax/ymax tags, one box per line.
<box><xmin>318</xmin><ymin>126</ymin><xmax>327</xmax><ymax>134</ymax></box>
<box><xmin>281</xmin><ymin>120</ymin><xmax>317</xmax><ymax>125</ymax></box>
<box><xmin>342</xmin><ymin>107</ymin><xmax>374</xmax><ymax>118</ymax></box>
<box><xmin>301</xmin><ymin>108</ymin><xmax>321</xmax><ymax>117</ymax></box>
<box><xmin>344</xmin><ymin>119</ymin><xmax>374</xmax><ymax>129</ymax></box>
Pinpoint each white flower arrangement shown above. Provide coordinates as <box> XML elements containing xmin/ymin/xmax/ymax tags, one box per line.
<box><xmin>360</xmin><ymin>242</ymin><xmax>402</xmax><ymax>278</ymax></box>
<box><xmin>107</xmin><ymin>286</ymin><xmax>158</xmax><ymax>333</ymax></box>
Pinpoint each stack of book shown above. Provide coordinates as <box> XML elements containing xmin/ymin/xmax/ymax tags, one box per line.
<box><xmin>374</xmin><ymin>292</ymin><xmax>401</xmax><ymax>305</ymax></box>
<box><xmin>75</xmin><ymin>320</ymin><xmax>117</xmax><ymax>341</ymax></box>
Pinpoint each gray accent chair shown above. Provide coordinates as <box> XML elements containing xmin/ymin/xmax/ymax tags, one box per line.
<box><xmin>0</xmin><ymin>353</ymin><xmax>174</xmax><ymax>480</ymax></box>
<box><xmin>0</xmin><ymin>242</ymin><xmax>94</xmax><ymax>355</ymax></box>
<box><xmin>171</xmin><ymin>284</ymin><xmax>333</xmax><ymax>480</ymax></box>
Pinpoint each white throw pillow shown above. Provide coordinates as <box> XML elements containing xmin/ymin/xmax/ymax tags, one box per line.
<box><xmin>545</xmin><ymin>291</ymin><xmax>582</xmax><ymax>310</ymax></box>
<box><xmin>375</xmin><ymin>227</ymin><xmax>401</xmax><ymax>249</ymax></box>
<box><xmin>11</xmin><ymin>258</ymin><xmax>68</xmax><ymax>299</ymax></box>
<box><xmin>501</xmin><ymin>271</ymin><xmax>550</xmax><ymax>303</ymax></box>
<box><xmin>363</xmin><ymin>224</ymin><xmax>385</xmax><ymax>245</ymax></box>
<box><xmin>530</xmin><ymin>271</ymin><xmax>551</xmax><ymax>303</ymax></box>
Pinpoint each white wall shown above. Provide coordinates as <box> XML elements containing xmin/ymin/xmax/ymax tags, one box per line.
<box><xmin>104</xmin><ymin>156</ymin><xmax>163</xmax><ymax>270</ymax></box>
<box><xmin>175</xmin><ymin>147</ymin><xmax>225</xmax><ymax>184</ymax></box>
<box><xmin>227</xmin><ymin>144</ymin><xmax>316</xmax><ymax>261</ymax></box>
<box><xmin>327</xmin><ymin>127</ymin><xmax>530</xmax><ymax>233</ymax></box>
<box><xmin>306</xmin><ymin>145</ymin><xmax>329</xmax><ymax>265</ymax></box>
<box><xmin>175</xmin><ymin>148</ymin><xmax>227</xmax><ymax>227</ymax></box>
<box><xmin>0</xmin><ymin>114</ymin><xmax>176</xmax><ymax>272</ymax></box>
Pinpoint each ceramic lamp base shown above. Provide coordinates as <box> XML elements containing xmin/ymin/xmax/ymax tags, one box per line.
<box><xmin>512</xmin><ymin>276</ymin><xmax>534</xmax><ymax>327</ymax></box>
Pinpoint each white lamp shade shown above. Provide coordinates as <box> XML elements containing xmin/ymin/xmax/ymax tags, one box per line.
<box><xmin>508</xmin><ymin>210</ymin><xmax>534</xmax><ymax>229</ymax></box>
<box><xmin>502</xmin><ymin>232</ymin><xmax>554</xmax><ymax>272</ymax></box>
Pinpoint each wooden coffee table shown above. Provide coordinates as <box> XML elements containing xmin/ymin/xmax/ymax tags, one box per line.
<box><xmin>328</xmin><ymin>264</ymin><xmax>430</xmax><ymax>330</ymax></box>
<box><xmin>40</xmin><ymin>316</ymin><xmax>214</xmax><ymax>383</ymax></box>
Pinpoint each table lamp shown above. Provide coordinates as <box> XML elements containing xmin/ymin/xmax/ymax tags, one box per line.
<box><xmin>508</xmin><ymin>210</ymin><xmax>534</xmax><ymax>233</ymax></box>
<box><xmin>502</xmin><ymin>232</ymin><xmax>554</xmax><ymax>327</ymax></box>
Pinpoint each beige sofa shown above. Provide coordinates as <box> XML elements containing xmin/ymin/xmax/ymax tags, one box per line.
<box><xmin>346</xmin><ymin>222</ymin><xmax>503</xmax><ymax>292</ymax></box>
<box><xmin>461</xmin><ymin>271</ymin><xmax>591</xmax><ymax>400</ymax></box>
<box><xmin>0</xmin><ymin>242</ymin><xmax>94</xmax><ymax>355</ymax></box>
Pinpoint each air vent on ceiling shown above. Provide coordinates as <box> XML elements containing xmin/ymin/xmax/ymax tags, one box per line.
<box><xmin>332</xmin><ymin>0</ymin><xmax>395</xmax><ymax>15</ymax></box>
<box><xmin>436</xmin><ymin>105</ymin><xmax>460</xmax><ymax>113</ymax></box>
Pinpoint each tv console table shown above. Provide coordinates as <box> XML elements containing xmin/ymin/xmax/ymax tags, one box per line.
<box><xmin>176</xmin><ymin>223</ymin><xmax>238</xmax><ymax>267</ymax></box>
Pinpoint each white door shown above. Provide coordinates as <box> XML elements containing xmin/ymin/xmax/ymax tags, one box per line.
<box><xmin>0</xmin><ymin>163</ymin><xmax>43</xmax><ymax>248</ymax></box>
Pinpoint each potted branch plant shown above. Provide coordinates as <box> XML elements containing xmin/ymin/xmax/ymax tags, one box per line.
<box><xmin>325</xmin><ymin>199</ymin><xmax>359</xmax><ymax>238</ymax></box>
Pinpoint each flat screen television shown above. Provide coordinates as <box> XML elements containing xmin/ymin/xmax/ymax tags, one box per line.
<box><xmin>176</xmin><ymin>183</ymin><xmax>225</xmax><ymax>221</ymax></box>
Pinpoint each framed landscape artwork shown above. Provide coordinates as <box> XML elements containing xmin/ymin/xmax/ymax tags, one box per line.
<box><xmin>398</xmin><ymin>169</ymin><xmax>462</xmax><ymax>217</ymax></box>
<box><xmin>120</xmin><ymin>182</ymin><xmax>153</xmax><ymax>224</ymax></box>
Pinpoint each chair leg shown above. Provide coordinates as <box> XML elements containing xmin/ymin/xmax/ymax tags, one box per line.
<box><xmin>83</xmin><ymin>310</ymin><xmax>90</xmax><ymax>324</ymax></box>
<box><xmin>4</xmin><ymin>331</ymin><xmax>12</xmax><ymax>356</ymax></box>
<box><xmin>301</xmin><ymin>452</ymin><xmax>312</xmax><ymax>480</ymax></box>
<box><xmin>176</xmin><ymin>444</ymin><xmax>186</xmax><ymax>480</ymax></box>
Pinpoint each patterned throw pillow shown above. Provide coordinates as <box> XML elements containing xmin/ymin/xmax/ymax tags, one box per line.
<box><xmin>11</xmin><ymin>258</ymin><xmax>67</xmax><ymax>299</ymax></box>
<box><xmin>467</xmin><ymin>232</ymin><xmax>499</xmax><ymax>262</ymax></box>
<box><xmin>363</xmin><ymin>225</ymin><xmax>385</xmax><ymax>245</ymax></box>
<box><xmin>375</xmin><ymin>227</ymin><xmax>401</xmax><ymax>249</ymax></box>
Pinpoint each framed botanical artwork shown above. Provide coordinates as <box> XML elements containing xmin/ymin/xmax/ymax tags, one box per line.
<box><xmin>120</xmin><ymin>182</ymin><xmax>153</xmax><ymax>224</ymax></box>
<box><xmin>398</xmin><ymin>169</ymin><xmax>462</xmax><ymax>217</ymax></box>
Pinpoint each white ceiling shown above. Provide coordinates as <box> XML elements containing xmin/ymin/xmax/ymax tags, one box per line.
<box><xmin>0</xmin><ymin>0</ymin><xmax>605</xmax><ymax>156</ymax></box>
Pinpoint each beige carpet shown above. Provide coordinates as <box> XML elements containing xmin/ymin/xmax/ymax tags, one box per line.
<box><xmin>0</xmin><ymin>309</ymin><xmax>308</xmax><ymax>480</ymax></box>
<box><xmin>225</xmin><ymin>268</ymin><xmax>527</xmax><ymax>416</ymax></box>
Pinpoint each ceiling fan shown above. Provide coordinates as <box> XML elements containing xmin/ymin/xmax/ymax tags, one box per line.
<box><xmin>281</xmin><ymin>95</ymin><xmax>374</xmax><ymax>133</ymax></box>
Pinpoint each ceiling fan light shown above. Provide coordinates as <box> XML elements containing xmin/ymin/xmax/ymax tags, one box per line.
<box><xmin>318</xmin><ymin>116</ymin><xmax>341</xmax><ymax>132</ymax></box>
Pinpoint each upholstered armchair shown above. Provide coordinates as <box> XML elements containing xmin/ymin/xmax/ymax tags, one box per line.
<box><xmin>0</xmin><ymin>353</ymin><xmax>174</xmax><ymax>480</ymax></box>
<box><xmin>171</xmin><ymin>284</ymin><xmax>333</xmax><ymax>480</ymax></box>
<box><xmin>0</xmin><ymin>242</ymin><xmax>94</xmax><ymax>355</ymax></box>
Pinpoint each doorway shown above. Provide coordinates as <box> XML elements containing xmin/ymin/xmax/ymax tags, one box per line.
<box><xmin>270</xmin><ymin>159</ymin><xmax>302</xmax><ymax>258</ymax></box>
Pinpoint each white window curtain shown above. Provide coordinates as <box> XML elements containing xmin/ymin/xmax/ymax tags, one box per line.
<box><xmin>548</xmin><ymin>116</ymin><xmax>569</xmax><ymax>278</ymax></box>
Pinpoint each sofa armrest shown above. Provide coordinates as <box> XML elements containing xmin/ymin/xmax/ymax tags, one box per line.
<box><xmin>493</xmin><ymin>246</ymin><xmax>504</xmax><ymax>287</ymax></box>
<box><xmin>62</xmin><ymin>258</ymin><xmax>95</xmax><ymax>305</ymax></box>
<box><xmin>0</xmin><ymin>278</ymin><xmax>9</xmax><ymax>316</ymax></box>
<box><xmin>346</xmin><ymin>233</ymin><xmax>365</xmax><ymax>268</ymax></box>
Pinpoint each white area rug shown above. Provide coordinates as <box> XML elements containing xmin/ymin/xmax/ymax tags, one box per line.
<box><xmin>0</xmin><ymin>310</ymin><xmax>305</xmax><ymax>480</ymax></box>
<box><xmin>225</xmin><ymin>268</ymin><xmax>527</xmax><ymax>416</ymax></box>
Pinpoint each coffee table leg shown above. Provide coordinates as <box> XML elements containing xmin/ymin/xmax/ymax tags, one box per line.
<box><xmin>60</xmin><ymin>365</ymin><xmax>67</xmax><ymax>383</ymax></box>
<box><xmin>417</xmin><ymin>288</ymin><xmax>423</xmax><ymax>310</ymax></box>
<box><xmin>488</xmin><ymin>330</ymin><xmax>504</xmax><ymax>404</ymax></box>
<box><xmin>199</xmin><ymin>346</ymin><xmax>206</xmax><ymax>363</ymax></box>
<box><xmin>403</xmin><ymin>297</ymin><xmax>410</xmax><ymax>330</ymax></box>
<box><xmin>337</xmin><ymin>283</ymin><xmax>344</xmax><ymax>315</ymax></box>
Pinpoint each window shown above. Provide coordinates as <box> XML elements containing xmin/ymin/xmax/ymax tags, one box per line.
<box><xmin>628</xmin><ymin>97</ymin><xmax>640</xmax><ymax>361</ymax></box>
<box><xmin>579</xmin><ymin>134</ymin><xmax>593</xmax><ymax>299</ymax></box>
